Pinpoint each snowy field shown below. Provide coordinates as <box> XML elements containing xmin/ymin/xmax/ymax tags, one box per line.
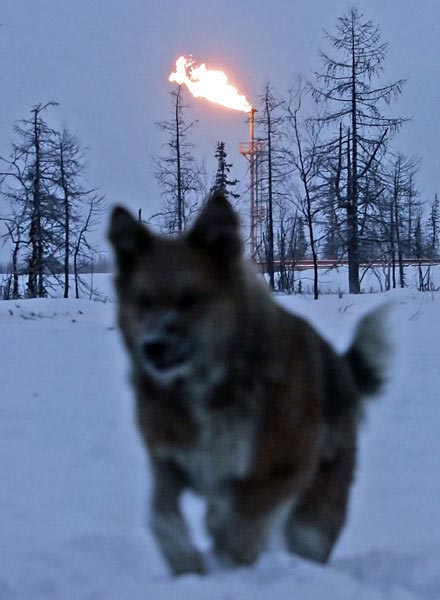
<box><xmin>1</xmin><ymin>280</ymin><xmax>440</xmax><ymax>599</ymax></box>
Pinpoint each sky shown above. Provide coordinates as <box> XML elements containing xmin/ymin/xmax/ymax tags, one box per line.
<box><xmin>1</xmin><ymin>0</ymin><xmax>439</xmax><ymax>248</ymax></box>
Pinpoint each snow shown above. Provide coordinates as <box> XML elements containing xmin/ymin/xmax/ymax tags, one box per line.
<box><xmin>1</xmin><ymin>283</ymin><xmax>440</xmax><ymax>599</ymax></box>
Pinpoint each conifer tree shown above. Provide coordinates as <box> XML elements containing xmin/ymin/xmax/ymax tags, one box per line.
<box><xmin>212</xmin><ymin>141</ymin><xmax>239</xmax><ymax>200</ymax></box>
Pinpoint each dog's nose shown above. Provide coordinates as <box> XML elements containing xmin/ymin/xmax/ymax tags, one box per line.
<box><xmin>142</xmin><ymin>339</ymin><xmax>171</xmax><ymax>367</ymax></box>
<box><xmin>141</xmin><ymin>335</ymin><xmax>188</xmax><ymax>372</ymax></box>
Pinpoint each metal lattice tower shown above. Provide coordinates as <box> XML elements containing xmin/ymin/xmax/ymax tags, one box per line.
<box><xmin>239</xmin><ymin>108</ymin><xmax>265</xmax><ymax>259</ymax></box>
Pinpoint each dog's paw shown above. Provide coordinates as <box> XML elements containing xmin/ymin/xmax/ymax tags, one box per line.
<box><xmin>212</xmin><ymin>516</ymin><xmax>264</xmax><ymax>566</ymax></box>
<box><xmin>170</xmin><ymin>550</ymin><xmax>207</xmax><ymax>576</ymax></box>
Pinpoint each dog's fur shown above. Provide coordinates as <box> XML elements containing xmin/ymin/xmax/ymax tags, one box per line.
<box><xmin>109</xmin><ymin>191</ymin><xmax>388</xmax><ymax>575</ymax></box>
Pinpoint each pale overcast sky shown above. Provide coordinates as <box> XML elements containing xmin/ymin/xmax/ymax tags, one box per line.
<box><xmin>1</xmin><ymin>0</ymin><xmax>439</xmax><ymax>239</ymax></box>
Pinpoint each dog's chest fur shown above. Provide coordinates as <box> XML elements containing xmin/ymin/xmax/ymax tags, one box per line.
<box><xmin>152</xmin><ymin>379</ymin><xmax>261</xmax><ymax>496</ymax></box>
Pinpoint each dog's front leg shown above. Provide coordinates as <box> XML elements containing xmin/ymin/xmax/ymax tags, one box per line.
<box><xmin>150</xmin><ymin>458</ymin><xmax>206</xmax><ymax>575</ymax></box>
<box><xmin>207</xmin><ymin>496</ymin><xmax>271</xmax><ymax>566</ymax></box>
<box><xmin>207</xmin><ymin>469</ymin><xmax>304</xmax><ymax>566</ymax></box>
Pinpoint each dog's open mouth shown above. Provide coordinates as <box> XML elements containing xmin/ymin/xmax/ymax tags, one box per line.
<box><xmin>152</xmin><ymin>352</ymin><xmax>187</xmax><ymax>372</ymax></box>
<box><xmin>141</xmin><ymin>338</ymin><xmax>190</xmax><ymax>374</ymax></box>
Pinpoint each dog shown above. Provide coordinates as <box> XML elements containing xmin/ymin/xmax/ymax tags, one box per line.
<box><xmin>108</xmin><ymin>191</ymin><xmax>388</xmax><ymax>575</ymax></box>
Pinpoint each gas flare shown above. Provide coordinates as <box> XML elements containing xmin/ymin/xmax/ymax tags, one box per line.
<box><xmin>169</xmin><ymin>56</ymin><xmax>252</xmax><ymax>113</ymax></box>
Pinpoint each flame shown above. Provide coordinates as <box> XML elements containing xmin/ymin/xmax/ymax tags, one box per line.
<box><xmin>169</xmin><ymin>56</ymin><xmax>252</xmax><ymax>113</ymax></box>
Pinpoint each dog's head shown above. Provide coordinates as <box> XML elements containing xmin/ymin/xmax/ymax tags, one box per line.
<box><xmin>108</xmin><ymin>192</ymin><xmax>244</xmax><ymax>384</ymax></box>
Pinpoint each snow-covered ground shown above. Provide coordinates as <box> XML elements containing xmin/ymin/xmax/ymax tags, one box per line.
<box><xmin>1</xmin><ymin>284</ymin><xmax>439</xmax><ymax>599</ymax></box>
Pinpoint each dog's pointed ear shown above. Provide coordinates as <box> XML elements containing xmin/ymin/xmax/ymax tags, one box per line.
<box><xmin>188</xmin><ymin>191</ymin><xmax>242</xmax><ymax>264</ymax></box>
<box><xmin>108</xmin><ymin>206</ymin><xmax>153</xmax><ymax>269</ymax></box>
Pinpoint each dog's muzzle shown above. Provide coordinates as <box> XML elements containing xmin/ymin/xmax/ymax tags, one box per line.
<box><xmin>140</xmin><ymin>334</ymin><xmax>190</xmax><ymax>373</ymax></box>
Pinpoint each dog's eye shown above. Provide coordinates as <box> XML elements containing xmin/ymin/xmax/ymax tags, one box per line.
<box><xmin>176</xmin><ymin>292</ymin><xmax>202</xmax><ymax>311</ymax></box>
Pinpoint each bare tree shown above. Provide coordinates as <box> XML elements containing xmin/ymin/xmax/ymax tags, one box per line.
<box><xmin>414</xmin><ymin>212</ymin><xmax>431</xmax><ymax>291</ymax></box>
<box><xmin>256</xmin><ymin>83</ymin><xmax>286</xmax><ymax>289</ymax></box>
<box><xmin>284</xmin><ymin>86</ymin><xmax>325</xmax><ymax>300</ymax></box>
<box><xmin>311</xmin><ymin>7</ymin><xmax>406</xmax><ymax>293</ymax></box>
<box><xmin>50</xmin><ymin>128</ymin><xmax>83</xmax><ymax>297</ymax></box>
<box><xmin>48</xmin><ymin>127</ymin><xmax>105</xmax><ymax>298</ymax></box>
<box><xmin>72</xmin><ymin>192</ymin><xmax>106</xmax><ymax>299</ymax></box>
<box><xmin>0</xmin><ymin>102</ymin><xmax>59</xmax><ymax>297</ymax></box>
<box><xmin>1</xmin><ymin>217</ymin><xmax>26</xmax><ymax>299</ymax></box>
<box><xmin>385</xmin><ymin>153</ymin><xmax>420</xmax><ymax>288</ymax></box>
<box><xmin>153</xmin><ymin>87</ymin><xmax>204</xmax><ymax>233</ymax></box>
<box><xmin>276</xmin><ymin>207</ymin><xmax>307</xmax><ymax>293</ymax></box>
<box><xmin>1</xmin><ymin>105</ymin><xmax>106</xmax><ymax>299</ymax></box>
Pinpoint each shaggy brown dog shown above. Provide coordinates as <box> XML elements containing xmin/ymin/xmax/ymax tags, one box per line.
<box><xmin>109</xmin><ymin>191</ymin><xmax>388</xmax><ymax>575</ymax></box>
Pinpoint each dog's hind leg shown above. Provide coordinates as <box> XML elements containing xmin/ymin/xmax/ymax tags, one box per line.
<box><xmin>284</xmin><ymin>439</ymin><xmax>356</xmax><ymax>563</ymax></box>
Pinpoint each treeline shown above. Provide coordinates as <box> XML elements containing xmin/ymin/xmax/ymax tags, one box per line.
<box><xmin>2</xmin><ymin>7</ymin><xmax>438</xmax><ymax>300</ymax></box>
<box><xmin>153</xmin><ymin>7</ymin><xmax>439</xmax><ymax>296</ymax></box>
<box><xmin>0</xmin><ymin>102</ymin><xmax>106</xmax><ymax>299</ymax></box>
<box><xmin>0</xmin><ymin>255</ymin><xmax>112</xmax><ymax>277</ymax></box>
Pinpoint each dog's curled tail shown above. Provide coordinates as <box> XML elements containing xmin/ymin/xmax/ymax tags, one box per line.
<box><xmin>345</xmin><ymin>304</ymin><xmax>391</xmax><ymax>397</ymax></box>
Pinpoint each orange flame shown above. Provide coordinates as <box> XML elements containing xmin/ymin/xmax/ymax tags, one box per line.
<box><xmin>169</xmin><ymin>56</ymin><xmax>252</xmax><ymax>113</ymax></box>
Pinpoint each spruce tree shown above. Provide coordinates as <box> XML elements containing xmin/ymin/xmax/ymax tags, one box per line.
<box><xmin>212</xmin><ymin>141</ymin><xmax>239</xmax><ymax>199</ymax></box>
